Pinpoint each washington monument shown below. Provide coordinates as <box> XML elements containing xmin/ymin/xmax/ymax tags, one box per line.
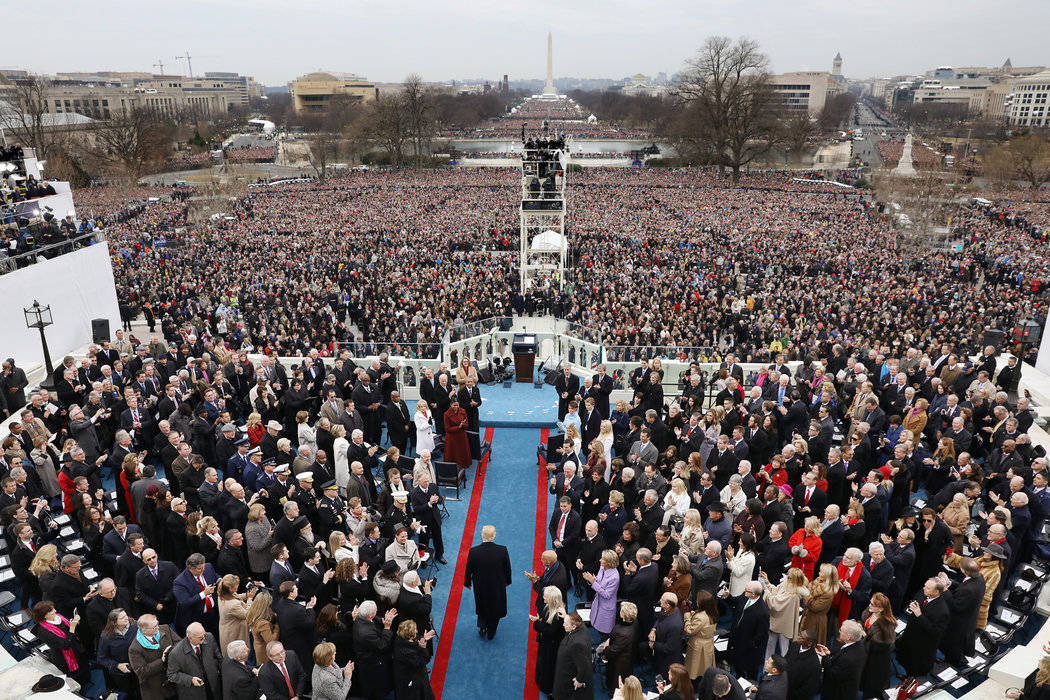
<box><xmin>543</xmin><ymin>32</ymin><xmax>556</xmax><ymax>95</ymax></box>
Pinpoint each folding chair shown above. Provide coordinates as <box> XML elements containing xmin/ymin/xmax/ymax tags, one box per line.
<box><xmin>436</xmin><ymin>460</ymin><xmax>466</xmax><ymax>503</ymax></box>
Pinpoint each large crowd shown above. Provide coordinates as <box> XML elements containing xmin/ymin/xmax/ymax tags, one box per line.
<box><xmin>84</xmin><ymin>167</ymin><xmax>1050</xmax><ymax>367</ymax></box>
<box><xmin>875</xmin><ymin>139</ymin><xmax>942</xmax><ymax>170</ymax></box>
<box><xmin>2</xmin><ymin>155</ymin><xmax>1050</xmax><ymax>697</ymax></box>
<box><xmin>0</xmin><ymin>338</ymin><xmax>486</xmax><ymax>699</ymax></box>
<box><xmin>0</xmin><ymin>320</ymin><xmax>1048</xmax><ymax>699</ymax></box>
<box><xmin>525</xmin><ymin>342</ymin><xmax>1048</xmax><ymax>699</ymax></box>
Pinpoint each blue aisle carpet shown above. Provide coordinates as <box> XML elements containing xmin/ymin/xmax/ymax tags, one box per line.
<box><xmin>434</xmin><ymin>427</ymin><xmax>542</xmax><ymax>699</ymax></box>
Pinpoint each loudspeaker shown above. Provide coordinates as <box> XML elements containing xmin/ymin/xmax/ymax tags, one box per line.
<box><xmin>91</xmin><ymin>318</ymin><xmax>110</xmax><ymax>343</ymax></box>
<box><xmin>983</xmin><ymin>328</ymin><xmax>1005</xmax><ymax>350</ymax></box>
<box><xmin>478</xmin><ymin>367</ymin><xmax>494</xmax><ymax>384</ymax></box>
<box><xmin>544</xmin><ymin>368</ymin><xmax>560</xmax><ymax>386</ymax></box>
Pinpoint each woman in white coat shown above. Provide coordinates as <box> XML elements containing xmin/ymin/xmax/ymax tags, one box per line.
<box><xmin>414</xmin><ymin>400</ymin><xmax>435</xmax><ymax>456</ymax></box>
<box><xmin>332</xmin><ymin>424</ymin><xmax>350</xmax><ymax>495</ymax></box>
<box><xmin>597</xmin><ymin>420</ymin><xmax>614</xmax><ymax>481</ymax></box>
<box><xmin>725</xmin><ymin>533</ymin><xmax>757</xmax><ymax>602</ymax></box>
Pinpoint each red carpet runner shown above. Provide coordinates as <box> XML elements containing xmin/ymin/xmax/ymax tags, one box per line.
<box><xmin>430</xmin><ymin>426</ymin><xmax>495</xmax><ymax>699</ymax></box>
<box><xmin>524</xmin><ymin>427</ymin><xmax>550</xmax><ymax>700</ymax></box>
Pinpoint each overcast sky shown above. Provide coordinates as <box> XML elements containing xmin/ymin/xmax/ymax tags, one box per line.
<box><xmin>8</xmin><ymin>0</ymin><xmax>1048</xmax><ymax>85</ymax></box>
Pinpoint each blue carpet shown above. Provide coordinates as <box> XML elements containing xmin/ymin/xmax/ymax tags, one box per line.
<box><xmin>477</xmin><ymin>381</ymin><xmax>558</xmax><ymax>428</ymax></box>
<box><xmin>437</xmin><ymin>427</ymin><xmax>543</xmax><ymax>698</ymax></box>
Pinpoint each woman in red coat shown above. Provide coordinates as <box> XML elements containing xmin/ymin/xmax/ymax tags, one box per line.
<box><xmin>788</xmin><ymin>516</ymin><xmax>823</xmax><ymax>580</ymax></box>
<box><xmin>443</xmin><ymin>399</ymin><xmax>472</xmax><ymax>469</ymax></box>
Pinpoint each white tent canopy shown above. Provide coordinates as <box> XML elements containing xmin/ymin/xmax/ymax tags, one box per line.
<box><xmin>530</xmin><ymin>229</ymin><xmax>566</xmax><ymax>252</ymax></box>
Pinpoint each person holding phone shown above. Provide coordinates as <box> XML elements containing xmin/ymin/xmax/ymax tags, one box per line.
<box><xmin>31</xmin><ymin>600</ymin><xmax>91</xmax><ymax>685</ymax></box>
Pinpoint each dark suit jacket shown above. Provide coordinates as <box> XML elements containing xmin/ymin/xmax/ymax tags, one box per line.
<box><xmin>384</xmin><ymin>401</ymin><xmax>413</xmax><ymax>444</ymax></box>
<box><xmin>652</xmin><ymin>609</ymin><xmax>684</xmax><ymax>676</ymax></box>
<box><xmin>221</xmin><ymin>658</ymin><xmax>260</xmax><ymax>700</ymax></box>
<box><xmin>754</xmin><ymin>536</ymin><xmax>790</xmax><ymax>584</ymax></box>
<box><xmin>792</xmin><ymin>486</ymin><xmax>827</xmax><ymax>529</ymax></box>
<box><xmin>274</xmin><ymin>596</ymin><xmax>317</xmax><ymax>663</ymax></box>
<box><xmin>172</xmin><ymin>564</ymin><xmax>219</xmax><ymax>633</ymax></box>
<box><xmin>821</xmin><ymin>641</ymin><xmax>866</xmax><ymax>700</ymax></box>
<box><xmin>621</xmin><ymin>563</ymin><xmax>660</xmax><ymax>631</ymax></box>
<box><xmin>548</xmin><ymin>508</ymin><xmax>582</xmax><ymax>554</ymax></box>
<box><xmin>897</xmin><ymin>592</ymin><xmax>950</xmax><ymax>677</ymax></box>
<box><xmin>258</xmin><ymin>651</ymin><xmax>306</xmax><ymax>700</ymax></box>
<box><xmin>863</xmin><ymin>556</ymin><xmax>895</xmax><ymax>599</ymax></box>
<box><xmin>269</xmin><ymin>560</ymin><xmax>297</xmax><ymax>590</ymax></box>
<box><xmin>101</xmin><ymin>528</ymin><xmax>141</xmax><ymax>566</ymax></box>
<box><xmin>785</xmin><ymin>642</ymin><xmax>822</xmax><ymax>699</ymax></box>
<box><xmin>552</xmin><ymin>626</ymin><xmax>593</xmax><ymax>699</ymax></box>
<box><xmin>818</xmin><ymin>520</ymin><xmax>845</xmax><ymax>566</ymax></box>
<box><xmin>941</xmin><ymin>576</ymin><xmax>986</xmax><ymax>661</ymax></box>
<box><xmin>135</xmin><ymin>560</ymin><xmax>179</xmax><ymax>614</ymax></box>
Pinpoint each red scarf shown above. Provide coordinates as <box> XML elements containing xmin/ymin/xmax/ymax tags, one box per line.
<box><xmin>834</xmin><ymin>562</ymin><xmax>862</xmax><ymax>624</ymax></box>
<box><xmin>40</xmin><ymin>616</ymin><xmax>78</xmax><ymax>671</ymax></box>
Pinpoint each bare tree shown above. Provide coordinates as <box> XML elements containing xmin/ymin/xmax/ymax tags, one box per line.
<box><xmin>0</xmin><ymin>75</ymin><xmax>69</xmax><ymax>163</ymax></box>
<box><xmin>90</xmin><ymin>108</ymin><xmax>173</xmax><ymax>179</ymax></box>
<box><xmin>817</xmin><ymin>93</ymin><xmax>857</xmax><ymax>131</ymax></box>
<box><xmin>782</xmin><ymin>109</ymin><xmax>818</xmax><ymax>163</ymax></box>
<box><xmin>368</xmin><ymin>93</ymin><xmax>409</xmax><ymax>165</ymax></box>
<box><xmin>401</xmin><ymin>74</ymin><xmax>435</xmax><ymax>165</ymax></box>
<box><xmin>996</xmin><ymin>133</ymin><xmax>1050</xmax><ymax>189</ymax></box>
<box><xmin>672</xmin><ymin>36</ymin><xmax>779</xmax><ymax>179</ymax></box>
<box><xmin>305</xmin><ymin>129</ymin><xmax>341</xmax><ymax>180</ymax></box>
<box><xmin>781</xmin><ymin>108</ymin><xmax>818</xmax><ymax>163</ymax></box>
<box><xmin>875</xmin><ymin>169</ymin><xmax>961</xmax><ymax>246</ymax></box>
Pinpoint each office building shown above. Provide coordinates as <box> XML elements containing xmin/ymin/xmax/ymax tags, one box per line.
<box><xmin>289</xmin><ymin>72</ymin><xmax>377</xmax><ymax>114</ymax></box>
<box><xmin>769</xmin><ymin>71</ymin><xmax>845</xmax><ymax>114</ymax></box>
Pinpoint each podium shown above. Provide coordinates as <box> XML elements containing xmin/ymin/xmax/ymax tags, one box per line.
<box><xmin>512</xmin><ymin>333</ymin><xmax>537</xmax><ymax>383</ymax></box>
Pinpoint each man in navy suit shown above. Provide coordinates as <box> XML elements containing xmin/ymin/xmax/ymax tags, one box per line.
<box><xmin>102</xmin><ymin>516</ymin><xmax>143</xmax><ymax>569</ymax></box>
<box><xmin>269</xmin><ymin>543</ymin><xmax>298</xmax><ymax>590</ymax></box>
<box><xmin>172</xmin><ymin>552</ymin><xmax>219</xmax><ymax>635</ymax></box>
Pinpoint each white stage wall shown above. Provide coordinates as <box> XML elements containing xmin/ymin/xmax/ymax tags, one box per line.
<box><xmin>0</xmin><ymin>243</ymin><xmax>120</xmax><ymax>371</ymax></box>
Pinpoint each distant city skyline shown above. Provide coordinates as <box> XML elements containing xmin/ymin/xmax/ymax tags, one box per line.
<box><xmin>6</xmin><ymin>0</ymin><xmax>1047</xmax><ymax>86</ymax></box>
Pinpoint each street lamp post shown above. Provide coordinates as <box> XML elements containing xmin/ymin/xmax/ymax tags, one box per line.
<box><xmin>23</xmin><ymin>300</ymin><xmax>54</xmax><ymax>382</ymax></box>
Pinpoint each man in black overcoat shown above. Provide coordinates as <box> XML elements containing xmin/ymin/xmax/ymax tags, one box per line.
<box><xmin>464</xmin><ymin>525</ymin><xmax>513</xmax><ymax>639</ymax></box>
<box><xmin>937</xmin><ymin>564</ymin><xmax>986</xmax><ymax>666</ymax></box>
<box><xmin>552</xmin><ymin>613</ymin><xmax>593</xmax><ymax>699</ymax></box>
<box><xmin>817</xmin><ymin>619</ymin><xmax>867</xmax><ymax>700</ymax></box>
<box><xmin>896</xmin><ymin>577</ymin><xmax>951</xmax><ymax>681</ymax></box>
<box><xmin>728</xmin><ymin>581</ymin><xmax>769</xmax><ymax>681</ymax></box>
<box><xmin>554</xmin><ymin>366</ymin><xmax>580</xmax><ymax>421</ymax></box>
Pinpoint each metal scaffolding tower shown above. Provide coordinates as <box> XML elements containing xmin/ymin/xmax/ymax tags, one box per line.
<box><xmin>519</xmin><ymin>135</ymin><xmax>567</xmax><ymax>293</ymax></box>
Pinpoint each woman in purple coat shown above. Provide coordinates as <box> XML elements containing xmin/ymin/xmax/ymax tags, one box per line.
<box><xmin>583</xmin><ymin>549</ymin><xmax>621</xmax><ymax>638</ymax></box>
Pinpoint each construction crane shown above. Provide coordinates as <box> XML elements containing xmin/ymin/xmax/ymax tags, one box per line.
<box><xmin>153</xmin><ymin>60</ymin><xmax>165</xmax><ymax>75</ymax></box>
<box><xmin>175</xmin><ymin>52</ymin><xmax>193</xmax><ymax>78</ymax></box>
